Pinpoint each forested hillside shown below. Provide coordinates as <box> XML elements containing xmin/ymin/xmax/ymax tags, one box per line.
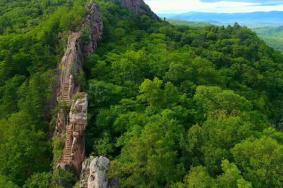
<box><xmin>0</xmin><ymin>0</ymin><xmax>87</xmax><ymax>187</ymax></box>
<box><xmin>254</xmin><ymin>26</ymin><xmax>283</xmax><ymax>52</ymax></box>
<box><xmin>0</xmin><ymin>0</ymin><xmax>283</xmax><ymax>187</ymax></box>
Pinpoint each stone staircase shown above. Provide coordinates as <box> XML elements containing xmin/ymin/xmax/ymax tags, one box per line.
<box><xmin>62</xmin><ymin>125</ymin><xmax>73</xmax><ymax>164</ymax></box>
<box><xmin>61</xmin><ymin>81</ymin><xmax>71</xmax><ymax>104</ymax></box>
<box><xmin>54</xmin><ymin>2</ymin><xmax>103</xmax><ymax>176</ymax></box>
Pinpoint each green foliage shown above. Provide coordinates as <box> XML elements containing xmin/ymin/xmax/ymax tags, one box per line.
<box><xmin>110</xmin><ymin>111</ymin><xmax>186</xmax><ymax>187</ymax></box>
<box><xmin>0</xmin><ymin>175</ymin><xmax>19</xmax><ymax>188</ymax></box>
<box><xmin>1</xmin><ymin>0</ymin><xmax>283</xmax><ymax>187</ymax></box>
<box><xmin>52</xmin><ymin>137</ymin><xmax>64</xmax><ymax>165</ymax></box>
<box><xmin>0</xmin><ymin>0</ymin><xmax>87</xmax><ymax>186</ymax></box>
<box><xmin>184</xmin><ymin>166</ymin><xmax>216</xmax><ymax>188</ymax></box>
<box><xmin>0</xmin><ymin>112</ymin><xmax>51</xmax><ymax>185</ymax></box>
<box><xmin>194</xmin><ymin>86</ymin><xmax>252</xmax><ymax>116</ymax></box>
<box><xmin>180</xmin><ymin>160</ymin><xmax>253</xmax><ymax>188</ymax></box>
<box><xmin>217</xmin><ymin>160</ymin><xmax>252</xmax><ymax>188</ymax></box>
<box><xmin>232</xmin><ymin>137</ymin><xmax>283</xmax><ymax>187</ymax></box>
<box><xmin>52</xmin><ymin>169</ymin><xmax>76</xmax><ymax>188</ymax></box>
<box><xmin>254</xmin><ymin>26</ymin><xmax>283</xmax><ymax>52</ymax></box>
<box><xmin>84</xmin><ymin>1</ymin><xmax>283</xmax><ymax>187</ymax></box>
<box><xmin>24</xmin><ymin>172</ymin><xmax>52</xmax><ymax>188</ymax></box>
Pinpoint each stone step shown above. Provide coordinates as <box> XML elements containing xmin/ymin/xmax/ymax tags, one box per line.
<box><xmin>63</xmin><ymin>154</ymin><xmax>72</xmax><ymax>158</ymax></box>
<box><xmin>63</xmin><ymin>158</ymin><xmax>72</xmax><ymax>162</ymax></box>
<box><xmin>65</xmin><ymin>144</ymin><xmax>71</xmax><ymax>147</ymax></box>
<box><xmin>61</xmin><ymin>123</ymin><xmax>74</xmax><ymax>163</ymax></box>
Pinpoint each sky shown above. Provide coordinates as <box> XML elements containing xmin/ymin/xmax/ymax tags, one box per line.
<box><xmin>144</xmin><ymin>0</ymin><xmax>283</xmax><ymax>13</ymax></box>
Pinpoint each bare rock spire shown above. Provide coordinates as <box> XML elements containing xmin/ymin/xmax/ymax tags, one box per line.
<box><xmin>80</xmin><ymin>156</ymin><xmax>118</xmax><ymax>188</ymax></box>
<box><xmin>55</xmin><ymin>3</ymin><xmax>103</xmax><ymax>174</ymax></box>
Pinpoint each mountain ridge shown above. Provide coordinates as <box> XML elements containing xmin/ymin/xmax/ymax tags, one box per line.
<box><xmin>160</xmin><ymin>11</ymin><xmax>283</xmax><ymax>27</ymax></box>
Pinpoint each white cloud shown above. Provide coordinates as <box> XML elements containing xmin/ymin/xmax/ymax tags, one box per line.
<box><xmin>144</xmin><ymin>0</ymin><xmax>283</xmax><ymax>13</ymax></box>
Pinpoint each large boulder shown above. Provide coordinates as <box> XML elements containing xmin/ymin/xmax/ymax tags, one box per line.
<box><xmin>80</xmin><ymin>156</ymin><xmax>114</xmax><ymax>188</ymax></box>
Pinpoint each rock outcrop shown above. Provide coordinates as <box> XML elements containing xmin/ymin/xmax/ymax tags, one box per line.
<box><xmin>112</xmin><ymin>0</ymin><xmax>159</xmax><ymax>20</ymax></box>
<box><xmin>83</xmin><ymin>3</ymin><xmax>103</xmax><ymax>56</ymax></box>
<box><xmin>54</xmin><ymin>0</ymin><xmax>157</xmax><ymax>186</ymax></box>
<box><xmin>58</xmin><ymin>93</ymin><xmax>88</xmax><ymax>172</ymax></box>
<box><xmin>55</xmin><ymin>3</ymin><xmax>103</xmax><ymax>174</ymax></box>
<box><xmin>80</xmin><ymin>156</ymin><xmax>110</xmax><ymax>188</ymax></box>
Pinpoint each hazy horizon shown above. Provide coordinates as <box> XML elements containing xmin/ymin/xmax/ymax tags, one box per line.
<box><xmin>145</xmin><ymin>0</ymin><xmax>283</xmax><ymax>14</ymax></box>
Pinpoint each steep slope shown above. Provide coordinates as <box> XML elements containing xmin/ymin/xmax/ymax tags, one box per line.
<box><xmin>53</xmin><ymin>0</ymin><xmax>159</xmax><ymax>187</ymax></box>
<box><xmin>55</xmin><ymin>3</ymin><xmax>103</xmax><ymax>174</ymax></box>
<box><xmin>83</xmin><ymin>2</ymin><xmax>283</xmax><ymax>188</ymax></box>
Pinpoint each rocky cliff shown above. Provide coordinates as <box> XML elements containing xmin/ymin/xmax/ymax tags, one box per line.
<box><xmin>55</xmin><ymin>3</ymin><xmax>103</xmax><ymax>174</ymax></box>
<box><xmin>112</xmin><ymin>0</ymin><xmax>159</xmax><ymax>20</ymax></box>
<box><xmin>80</xmin><ymin>156</ymin><xmax>110</xmax><ymax>188</ymax></box>
<box><xmin>54</xmin><ymin>0</ymin><xmax>156</xmax><ymax>187</ymax></box>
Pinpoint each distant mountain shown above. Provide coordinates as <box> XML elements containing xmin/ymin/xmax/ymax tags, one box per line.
<box><xmin>168</xmin><ymin>20</ymin><xmax>212</xmax><ymax>27</ymax></box>
<box><xmin>168</xmin><ymin>18</ymin><xmax>283</xmax><ymax>52</ymax></box>
<box><xmin>254</xmin><ymin>26</ymin><xmax>283</xmax><ymax>51</ymax></box>
<box><xmin>160</xmin><ymin>11</ymin><xmax>283</xmax><ymax>27</ymax></box>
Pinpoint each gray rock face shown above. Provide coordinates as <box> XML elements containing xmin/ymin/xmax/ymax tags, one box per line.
<box><xmin>57</xmin><ymin>93</ymin><xmax>88</xmax><ymax>173</ymax></box>
<box><xmin>57</xmin><ymin>32</ymin><xmax>82</xmax><ymax>107</ymax></box>
<box><xmin>55</xmin><ymin>3</ymin><xmax>103</xmax><ymax>174</ymax></box>
<box><xmin>83</xmin><ymin>3</ymin><xmax>103</xmax><ymax>56</ymax></box>
<box><xmin>69</xmin><ymin>93</ymin><xmax>88</xmax><ymax>126</ymax></box>
<box><xmin>80</xmin><ymin>156</ymin><xmax>111</xmax><ymax>188</ymax></box>
<box><xmin>112</xmin><ymin>0</ymin><xmax>159</xmax><ymax>20</ymax></box>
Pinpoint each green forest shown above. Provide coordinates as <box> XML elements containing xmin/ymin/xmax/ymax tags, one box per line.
<box><xmin>169</xmin><ymin>20</ymin><xmax>283</xmax><ymax>52</ymax></box>
<box><xmin>254</xmin><ymin>26</ymin><xmax>283</xmax><ymax>52</ymax></box>
<box><xmin>0</xmin><ymin>0</ymin><xmax>283</xmax><ymax>187</ymax></box>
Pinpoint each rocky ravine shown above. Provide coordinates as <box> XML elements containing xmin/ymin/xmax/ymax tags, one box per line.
<box><xmin>53</xmin><ymin>1</ymin><xmax>158</xmax><ymax>187</ymax></box>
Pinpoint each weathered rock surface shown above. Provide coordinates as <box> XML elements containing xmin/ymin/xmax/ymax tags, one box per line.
<box><xmin>83</xmin><ymin>3</ymin><xmax>103</xmax><ymax>56</ymax></box>
<box><xmin>80</xmin><ymin>156</ymin><xmax>119</xmax><ymax>188</ymax></box>
<box><xmin>57</xmin><ymin>32</ymin><xmax>82</xmax><ymax>107</ymax></box>
<box><xmin>58</xmin><ymin>93</ymin><xmax>88</xmax><ymax>172</ymax></box>
<box><xmin>54</xmin><ymin>0</ymin><xmax>158</xmax><ymax>185</ymax></box>
<box><xmin>55</xmin><ymin>3</ymin><xmax>103</xmax><ymax>174</ymax></box>
<box><xmin>112</xmin><ymin>0</ymin><xmax>159</xmax><ymax>20</ymax></box>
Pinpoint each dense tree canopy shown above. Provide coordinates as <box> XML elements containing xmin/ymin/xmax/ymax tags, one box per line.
<box><xmin>85</xmin><ymin>1</ymin><xmax>283</xmax><ymax>187</ymax></box>
<box><xmin>0</xmin><ymin>0</ymin><xmax>86</xmax><ymax>186</ymax></box>
<box><xmin>0</xmin><ymin>0</ymin><xmax>283</xmax><ymax>187</ymax></box>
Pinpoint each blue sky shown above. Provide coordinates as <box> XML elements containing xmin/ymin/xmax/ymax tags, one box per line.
<box><xmin>145</xmin><ymin>0</ymin><xmax>283</xmax><ymax>13</ymax></box>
